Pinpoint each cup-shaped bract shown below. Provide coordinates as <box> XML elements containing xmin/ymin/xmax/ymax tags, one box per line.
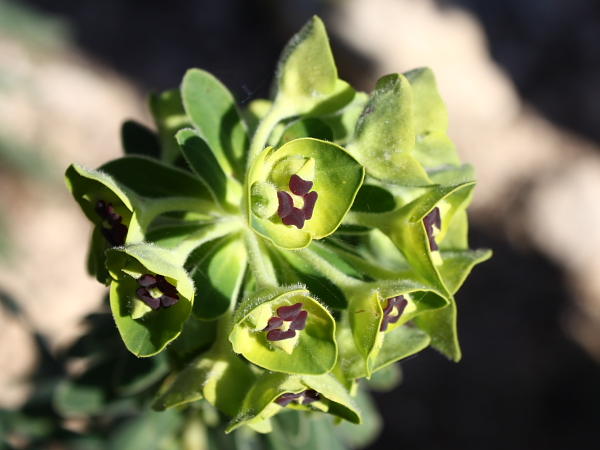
<box><xmin>105</xmin><ymin>244</ymin><xmax>194</xmax><ymax>357</ymax></box>
<box><xmin>347</xmin><ymin>170</ymin><xmax>477</xmax><ymax>297</ymax></box>
<box><xmin>248</xmin><ymin>138</ymin><xmax>364</xmax><ymax>249</ymax></box>
<box><xmin>335</xmin><ymin>320</ymin><xmax>431</xmax><ymax>382</ymax></box>
<box><xmin>65</xmin><ymin>164</ymin><xmax>142</xmax><ymax>284</ymax></box>
<box><xmin>229</xmin><ymin>286</ymin><xmax>337</xmax><ymax>375</ymax></box>
<box><xmin>404</xmin><ymin>67</ymin><xmax>461</xmax><ymax>168</ymax></box>
<box><xmin>345</xmin><ymin>165</ymin><xmax>491</xmax><ymax>362</ymax></box>
<box><xmin>414</xmin><ymin>248</ymin><xmax>492</xmax><ymax>361</ymax></box>
<box><xmin>226</xmin><ymin>372</ymin><xmax>360</xmax><ymax>433</ymax></box>
<box><xmin>345</xmin><ymin>74</ymin><xmax>430</xmax><ymax>186</ymax></box>
<box><xmin>271</xmin><ymin>16</ymin><xmax>355</xmax><ymax>118</ymax></box>
<box><xmin>346</xmin><ymin>279</ymin><xmax>447</xmax><ymax>376</ymax></box>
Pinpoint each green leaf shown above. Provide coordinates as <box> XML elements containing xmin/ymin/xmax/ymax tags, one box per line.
<box><xmin>337</xmin><ymin>321</ymin><xmax>430</xmax><ymax>380</ymax></box>
<box><xmin>438</xmin><ymin>249</ymin><xmax>492</xmax><ymax>295</ymax></box>
<box><xmin>346</xmin><ymin>73</ymin><xmax>430</xmax><ymax>185</ymax></box>
<box><xmin>404</xmin><ymin>67</ymin><xmax>461</xmax><ymax>167</ymax></box>
<box><xmin>226</xmin><ymin>372</ymin><xmax>360</xmax><ymax>433</ymax></box>
<box><xmin>278</xmin><ymin>118</ymin><xmax>333</xmax><ymax>145</ymax></box>
<box><xmin>271</xmin><ymin>16</ymin><xmax>355</xmax><ymax>118</ymax></box>
<box><xmin>430</xmin><ymin>165</ymin><xmax>477</xmax><ymax>250</ymax></box>
<box><xmin>176</xmin><ymin>128</ymin><xmax>242</xmax><ymax>211</ymax></box>
<box><xmin>273</xmin><ymin>242</ymin><xmax>361</xmax><ymax>310</ymax></box>
<box><xmin>248</xmin><ymin>138</ymin><xmax>364</xmax><ymax>250</ymax></box>
<box><xmin>243</xmin><ymin>98</ymin><xmax>273</xmax><ymax>136</ymax></box>
<box><xmin>190</xmin><ymin>235</ymin><xmax>248</xmax><ymax>320</ymax></box>
<box><xmin>229</xmin><ymin>286</ymin><xmax>337</xmax><ymax>375</ymax></box>
<box><xmin>121</xmin><ymin>120</ymin><xmax>161</xmax><ymax>159</ymax></box>
<box><xmin>65</xmin><ymin>164</ymin><xmax>138</xmax><ymax>229</ymax></box>
<box><xmin>109</xmin><ymin>409</ymin><xmax>183</xmax><ymax>450</ymax></box>
<box><xmin>152</xmin><ymin>345</ymin><xmax>256</xmax><ymax>417</ymax></box>
<box><xmin>181</xmin><ymin>68</ymin><xmax>249</xmax><ymax>181</ymax></box>
<box><xmin>322</xmin><ymin>91</ymin><xmax>369</xmax><ymax>145</ymax></box>
<box><xmin>112</xmin><ymin>351</ymin><xmax>169</xmax><ymax>396</ymax></box>
<box><xmin>149</xmin><ymin>89</ymin><xmax>191</xmax><ymax>164</ymax></box>
<box><xmin>351</xmin><ymin>184</ymin><xmax>396</xmax><ymax>213</ymax></box>
<box><xmin>414</xmin><ymin>249</ymin><xmax>492</xmax><ymax>361</ymax></box>
<box><xmin>363</xmin><ymin>362</ymin><xmax>402</xmax><ymax>392</ymax></box>
<box><xmin>145</xmin><ymin>222</ymin><xmax>214</xmax><ymax>250</ymax></box>
<box><xmin>167</xmin><ymin>315</ymin><xmax>218</xmax><ymax>358</ymax></box>
<box><xmin>414</xmin><ymin>132</ymin><xmax>460</xmax><ymax>169</ymax></box>
<box><xmin>334</xmin><ymin>388</ymin><xmax>383</xmax><ymax>449</ymax></box>
<box><xmin>54</xmin><ymin>359</ymin><xmax>114</xmax><ymax>416</ymax></box>
<box><xmin>268</xmin><ymin>411</ymin><xmax>347</xmax><ymax>450</ymax></box>
<box><xmin>99</xmin><ymin>155</ymin><xmax>212</xmax><ymax>201</ymax></box>
<box><xmin>106</xmin><ymin>244</ymin><xmax>194</xmax><ymax>357</ymax></box>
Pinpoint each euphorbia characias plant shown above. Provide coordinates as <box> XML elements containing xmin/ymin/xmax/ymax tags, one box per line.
<box><xmin>65</xmin><ymin>16</ymin><xmax>490</xmax><ymax>448</ymax></box>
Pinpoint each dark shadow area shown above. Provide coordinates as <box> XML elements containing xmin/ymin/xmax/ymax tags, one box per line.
<box><xmin>22</xmin><ymin>0</ymin><xmax>375</xmax><ymax>103</ymax></box>
<box><xmin>441</xmin><ymin>0</ymin><xmax>600</xmax><ymax>144</ymax></box>
<box><xmin>24</xmin><ymin>0</ymin><xmax>282</xmax><ymax>100</ymax></box>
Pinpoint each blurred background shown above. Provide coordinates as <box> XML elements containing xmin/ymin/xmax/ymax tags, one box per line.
<box><xmin>1</xmin><ymin>0</ymin><xmax>600</xmax><ymax>448</ymax></box>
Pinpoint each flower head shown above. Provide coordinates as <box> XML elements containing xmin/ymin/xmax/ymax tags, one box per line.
<box><xmin>229</xmin><ymin>286</ymin><xmax>337</xmax><ymax>375</ymax></box>
<box><xmin>105</xmin><ymin>244</ymin><xmax>194</xmax><ymax>357</ymax></box>
<box><xmin>248</xmin><ymin>138</ymin><xmax>364</xmax><ymax>249</ymax></box>
<box><xmin>65</xmin><ymin>164</ymin><xmax>140</xmax><ymax>283</ymax></box>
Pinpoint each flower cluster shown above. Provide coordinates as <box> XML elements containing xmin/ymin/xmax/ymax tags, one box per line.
<box><xmin>66</xmin><ymin>16</ymin><xmax>490</xmax><ymax>439</ymax></box>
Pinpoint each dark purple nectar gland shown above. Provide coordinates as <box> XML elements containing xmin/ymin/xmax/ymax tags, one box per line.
<box><xmin>423</xmin><ymin>207</ymin><xmax>442</xmax><ymax>251</ymax></box>
<box><xmin>302</xmin><ymin>191</ymin><xmax>318</xmax><ymax>220</ymax></box>
<box><xmin>275</xmin><ymin>389</ymin><xmax>320</xmax><ymax>407</ymax></box>
<box><xmin>263</xmin><ymin>302</ymin><xmax>308</xmax><ymax>341</ymax></box>
<box><xmin>95</xmin><ymin>200</ymin><xmax>128</xmax><ymax>246</ymax></box>
<box><xmin>276</xmin><ymin>175</ymin><xmax>318</xmax><ymax>229</ymax></box>
<box><xmin>135</xmin><ymin>274</ymin><xmax>180</xmax><ymax>311</ymax></box>
<box><xmin>281</xmin><ymin>207</ymin><xmax>306</xmax><ymax>229</ymax></box>
<box><xmin>289</xmin><ymin>174</ymin><xmax>313</xmax><ymax>196</ymax></box>
<box><xmin>380</xmin><ymin>295</ymin><xmax>408</xmax><ymax>332</ymax></box>
<box><xmin>277</xmin><ymin>191</ymin><xmax>294</xmax><ymax>218</ymax></box>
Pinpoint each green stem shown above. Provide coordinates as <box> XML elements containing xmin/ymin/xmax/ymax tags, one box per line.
<box><xmin>171</xmin><ymin>219</ymin><xmax>243</xmax><ymax>265</ymax></box>
<box><xmin>297</xmin><ymin>247</ymin><xmax>362</xmax><ymax>290</ymax></box>
<box><xmin>246</xmin><ymin>108</ymin><xmax>284</xmax><ymax>171</ymax></box>
<box><xmin>245</xmin><ymin>230</ymin><xmax>278</xmax><ymax>290</ymax></box>
<box><xmin>213</xmin><ymin>308</ymin><xmax>235</xmax><ymax>351</ymax></box>
<box><xmin>343</xmin><ymin>210</ymin><xmax>390</xmax><ymax>229</ymax></box>
<box><xmin>139</xmin><ymin>196</ymin><xmax>224</xmax><ymax>231</ymax></box>
<box><xmin>323</xmin><ymin>243</ymin><xmax>403</xmax><ymax>280</ymax></box>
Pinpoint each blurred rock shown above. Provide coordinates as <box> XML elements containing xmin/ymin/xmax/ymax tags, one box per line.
<box><xmin>0</xmin><ymin>21</ymin><xmax>146</xmax><ymax>406</ymax></box>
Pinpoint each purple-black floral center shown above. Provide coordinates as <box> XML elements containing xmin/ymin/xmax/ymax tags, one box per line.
<box><xmin>276</xmin><ymin>175</ymin><xmax>318</xmax><ymax>229</ymax></box>
<box><xmin>423</xmin><ymin>207</ymin><xmax>442</xmax><ymax>251</ymax></box>
<box><xmin>275</xmin><ymin>389</ymin><xmax>320</xmax><ymax>407</ymax></box>
<box><xmin>95</xmin><ymin>200</ymin><xmax>128</xmax><ymax>246</ymax></box>
<box><xmin>135</xmin><ymin>273</ymin><xmax>180</xmax><ymax>311</ymax></box>
<box><xmin>380</xmin><ymin>295</ymin><xmax>408</xmax><ymax>332</ymax></box>
<box><xmin>264</xmin><ymin>302</ymin><xmax>308</xmax><ymax>341</ymax></box>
